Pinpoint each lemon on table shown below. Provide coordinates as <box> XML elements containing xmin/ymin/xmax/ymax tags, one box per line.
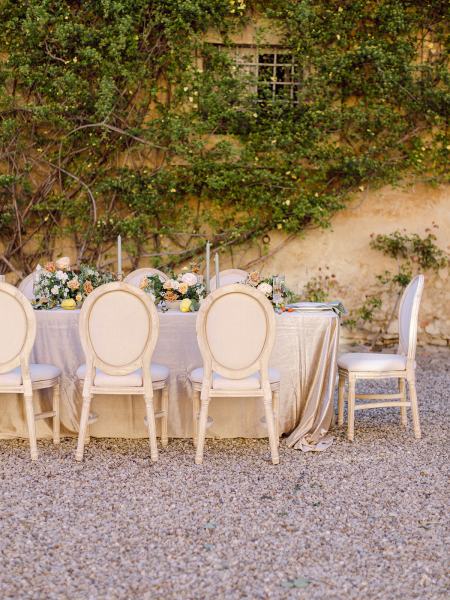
<box><xmin>180</xmin><ymin>298</ymin><xmax>192</xmax><ymax>312</ymax></box>
<box><xmin>61</xmin><ymin>298</ymin><xmax>77</xmax><ymax>310</ymax></box>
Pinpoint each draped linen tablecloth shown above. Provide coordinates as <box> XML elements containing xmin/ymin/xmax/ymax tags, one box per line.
<box><xmin>0</xmin><ymin>308</ymin><xmax>339</xmax><ymax>450</ymax></box>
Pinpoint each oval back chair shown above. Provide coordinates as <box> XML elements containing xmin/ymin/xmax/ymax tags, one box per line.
<box><xmin>398</xmin><ymin>274</ymin><xmax>425</xmax><ymax>362</ymax></box>
<box><xmin>0</xmin><ymin>282</ymin><xmax>60</xmax><ymax>459</ymax></box>
<box><xmin>18</xmin><ymin>272</ymin><xmax>36</xmax><ymax>300</ymax></box>
<box><xmin>209</xmin><ymin>269</ymin><xmax>248</xmax><ymax>291</ymax></box>
<box><xmin>76</xmin><ymin>282</ymin><xmax>168</xmax><ymax>462</ymax></box>
<box><xmin>337</xmin><ymin>274</ymin><xmax>425</xmax><ymax>442</ymax></box>
<box><xmin>124</xmin><ymin>267</ymin><xmax>168</xmax><ymax>287</ymax></box>
<box><xmin>190</xmin><ymin>284</ymin><xmax>280</xmax><ymax>465</ymax></box>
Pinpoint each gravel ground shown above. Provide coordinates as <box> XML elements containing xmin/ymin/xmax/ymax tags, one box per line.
<box><xmin>0</xmin><ymin>348</ymin><xmax>448</xmax><ymax>600</ymax></box>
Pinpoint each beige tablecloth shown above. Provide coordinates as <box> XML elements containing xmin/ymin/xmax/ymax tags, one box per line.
<box><xmin>0</xmin><ymin>309</ymin><xmax>339</xmax><ymax>450</ymax></box>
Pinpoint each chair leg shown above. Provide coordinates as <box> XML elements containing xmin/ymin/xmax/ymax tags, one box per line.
<box><xmin>52</xmin><ymin>382</ymin><xmax>60</xmax><ymax>444</ymax></box>
<box><xmin>338</xmin><ymin>373</ymin><xmax>345</xmax><ymax>426</ymax></box>
<box><xmin>263</xmin><ymin>397</ymin><xmax>279</xmax><ymax>465</ymax></box>
<box><xmin>272</xmin><ymin>389</ymin><xmax>280</xmax><ymax>446</ymax></box>
<box><xmin>407</xmin><ymin>374</ymin><xmax>421</xmax><ymax>439</ymax></box>
<box><xmin>24</xmin><ymin>393</ymin><xmax>38</xmax><ymax>461</ymax></box>
<box><xmin>195</xmin><ymin>397</ymin><xmax>209</xmax><ymax>465</ymax></box>
<box><xmin>161</xmin><ymin>386</ymin><xmax>169</xmax><ymax>448</ymax></box>
<box><xmin>192</xmin><ymin>389</ymin><xmax>200</xmax><ymax>448</ymax></box>
<box><xmin>76</xmin><ymin>395</ymin><xmax>91</xmax><ymax>461</ymax></box>
<box><xmin>347</xmin><ymin>375</ymin><xmax>356</xmax><ymax>442</ymax></box>
<box><xmin>145</xmin><ymin>395</ymin><xmax>159</xmax><ymax>462</ymax></box>
<box><xmin>399</xmin><ymin>378</ymin><xmax>407</xmax><ymax>427</ymax></box>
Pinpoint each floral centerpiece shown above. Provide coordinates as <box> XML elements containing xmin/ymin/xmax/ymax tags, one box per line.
<box><xmin>140</xmin><ymin>269</ymin><xmax>205</xmax><ymax>312</ymax></box>
<box><xmin>32</xmin><ymin>261</ymin><xmax>116</xmax><ymax>309</ymax></box>
<box><xmin>244</xmin><ymin>271</ymin><xmax>295</xmax><ymax>308</ymax></box>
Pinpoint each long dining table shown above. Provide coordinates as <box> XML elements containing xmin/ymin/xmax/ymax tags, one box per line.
<box><xmin>0</xmin><ymin>307</ymin><xmax>340</xmax><ymax>451</ymax></box>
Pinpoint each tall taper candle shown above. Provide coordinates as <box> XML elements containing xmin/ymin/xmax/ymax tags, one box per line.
<box><xmin>214</xmin><ymin>252</ymin><xmax>220</xmax><ymax>288</ymax></box>
<box><xmin>117</xmin><ymin>235</ymin><xmax>122</xmax><ymax>278</ymax></box>
<box><xmin>205</xmin><ymin>241</ymin><xmax>211</xmax><ymax>293</ymax></box>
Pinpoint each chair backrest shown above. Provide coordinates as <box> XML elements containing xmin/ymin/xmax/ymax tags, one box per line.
<box><xmin>209</xmin><ymin>269</ymin><xmax>249</xmax><ymax>291</ymax></box>
<box><xmin>398</xmin><ymin>274</ymin><xmax>424</xmax><ymax>360</ymax></box>
<box><xmin>196</xmin><ymin>284</ymin><xmax>276</xmax><ymax>388</ymax></box>
<box><xmin>18</xmin><ymin>272</ymin><xmax>35</xmax><ymax>300</ymax></box>
<box><xmin>123</xmin><ymin>267</ymin><xmax>168</xmax><ymax>287</ymax></box>
<box><xmin>79</xmin><ymin>282</ymin><xmax>159</xmax><ymax>378</ymax></box>
<box><xmin>0</xmin><ymin>283</ymin><xmax>36</xmax><ymax>374</ymax></box>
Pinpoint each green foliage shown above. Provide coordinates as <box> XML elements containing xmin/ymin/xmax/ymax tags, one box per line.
<box><xmin>345</xmin><ymin>228</ymin><xmax>448</xmax><ymax>340</ymax></box>
<box><xmin>0</xmin><ymin>1</ymin><xmax>448</xmax><ymax>274</ymax></box>
<box><xmin>371</xmin><ymin>228</ymin><xmax>448</xmax><ymax>275</ymax></box>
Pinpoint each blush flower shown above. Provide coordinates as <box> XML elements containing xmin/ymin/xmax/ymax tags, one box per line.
<box><xmin>83</xmin><ymin>280</ymin><xmax>93</xmax><ymax>294</ymax></box>
<box><xmin>67</xmin><ymin>278</ymin><xmax>80</xmax><ymax>291</ymax></box>
<box><xmin>248</xmin><ymin>271</ymin><xmax>260</xmax><ymax>286</ymax></box>
<box><xmin>181</xmin><ymin>272</ymin><xmax>197</xmax><ymax>286</ymax></box>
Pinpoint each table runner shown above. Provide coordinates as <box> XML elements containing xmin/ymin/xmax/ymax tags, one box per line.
<box><xmin>0</xmin><ymin>309</ymin><xmax>339</xmax><ymax>450</ymax></box>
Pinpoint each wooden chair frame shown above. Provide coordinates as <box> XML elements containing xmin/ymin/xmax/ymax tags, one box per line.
<box><xmin>123</xmin><ymin>267</ymin><xmax>168</xmax><ymax>285</ymax></box>
<box><xmin>75</xmin><ymin>282</ymin><xmax>168</xmax><ymax>462</ymax></box>
<box><xmin>192</xmin><ymin>284</ymin><xmax>280</xmax><ymax>465</ymax></box>
<box><xmin>337</xmin><ymin>275</ymin><xmax>424</xmax><ymax>441</ymax></box>
<box><xmin>18</xmin><ymin>272</ymin><xmax>36</xmax><ymax>300</ymax></box>
<box><xmin>209</xmin><ymin>269</ymin><xmax>248</xmax><ymax>291</ymax></box>
<box><xmin>0</xmin><ymin>282</ymin><xmax>60</xmax><ymax>460</ymax></box>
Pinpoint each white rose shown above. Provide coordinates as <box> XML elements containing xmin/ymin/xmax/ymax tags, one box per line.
<box><xmin>257</xmin><ymin>282</ymin><xmax>273</xmax><ymax>296</ymax></box>
<box><xmin>51</xmin><ymin>285</ymin><xmax>59</xmax><ymax>295</ymax></box>
<box><xmin>55</xmin><ymin>256</ymin><xmax>71</xmax><ymax>270</ymax></box>
<box><xmin>56</xmin><ymin>270</ymin><xmax>68</xmax><ymax>281</ymax></box>
<box><xmin>181</xmin><ymin>272</ymin><xmax>198</xmax><ymax>286</ymax></box>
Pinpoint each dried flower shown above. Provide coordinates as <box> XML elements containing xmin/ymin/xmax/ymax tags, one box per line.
<box><xmin>45</xmin><ymin>262</ymin><xmax>56</xmax><ymax>273</ymax></box>
<box><xmin>164</xmin><ymin>290</ymin><xmax>179</xmax><ymax>303</ymax></box>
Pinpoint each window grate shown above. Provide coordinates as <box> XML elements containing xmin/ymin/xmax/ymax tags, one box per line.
<box><xmin>212</xmin><ymin>45</ymin><xmax>301</xmax><ymax>104</ymax></box>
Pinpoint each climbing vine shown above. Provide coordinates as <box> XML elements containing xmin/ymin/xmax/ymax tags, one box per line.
<box><xmin>0</xmin><ymin>0</ymin><xmax>448</xmax><ymax>276</ymax></box>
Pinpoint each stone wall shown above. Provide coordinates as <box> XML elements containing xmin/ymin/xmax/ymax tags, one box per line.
<box><xmin>225</xmin><ymin>182</ymin><xmax>450</xmax><ymax>347</ymax></box>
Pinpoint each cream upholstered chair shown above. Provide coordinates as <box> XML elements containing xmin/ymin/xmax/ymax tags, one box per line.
<box><xmin>18</xmin><ymin>272</ymin><xmax>36</xmax><ymax>300</ymax></box>
<box><xmin>75</xmin><ymin>282</ymin><xmax>169</xmax><ymax>462</ymax></box>
<box><xmin>0</xmin><ymin>282</ymin><xmax>61</xmax><ymax>459</ymax></box>
<box><xmin>337</xmin><ymin>275</ymin><xmax>424</xmax><ymax>441</ymax></box>
<box><xmin>124</xmin><ymin>267</ymin><xmax>168</xmax><ymax>287</ymax></box>
<box><xmin>189</xmin><ymin>284</ymin><xmax>280</xmax><ymax>465</ymax></box>
<box><xmin>209</xmin><ymin>269</ymin><xmax>248</xmax><ymax>291</ymax></box>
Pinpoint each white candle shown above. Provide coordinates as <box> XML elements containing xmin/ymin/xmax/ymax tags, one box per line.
<box><xmin>117</xmin><ymin>235</ymin><xmax>122</xmax><ymax>277</ymax></box>
<box><xmin>214</xmin><ymin>252</ymin><xmax>220</xmax><ymax>288</ymax></box>
<box><xmin>205</xmin><ymin>241</ymin><xmax>211</xmax><ymax>293</ymax></box>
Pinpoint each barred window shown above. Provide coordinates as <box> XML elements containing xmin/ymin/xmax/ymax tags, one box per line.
<box><xmin>214</xmin><ymin>45</ymin><xmax>301</xmax><ymax>104</ymax></box>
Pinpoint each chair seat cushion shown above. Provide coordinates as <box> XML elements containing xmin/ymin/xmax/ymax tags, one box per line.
<box><xmin>338</xmin><ymin>352</ymin><xmax>407</xmax><ymax>372</ymax></box>
<box><xmin>76</xmin><ymin>363</ymin><xmax>169</xmax><ymax>387</ymax></box>
<box><xmin>0</xmin><ymin>364</ymin><xmax>61</xmax><ymax>386</ymax></box>
<box><xmin>189</xmin><ymin>367</ymin><xmax>280</xmax><ymax>390</ymax></box>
